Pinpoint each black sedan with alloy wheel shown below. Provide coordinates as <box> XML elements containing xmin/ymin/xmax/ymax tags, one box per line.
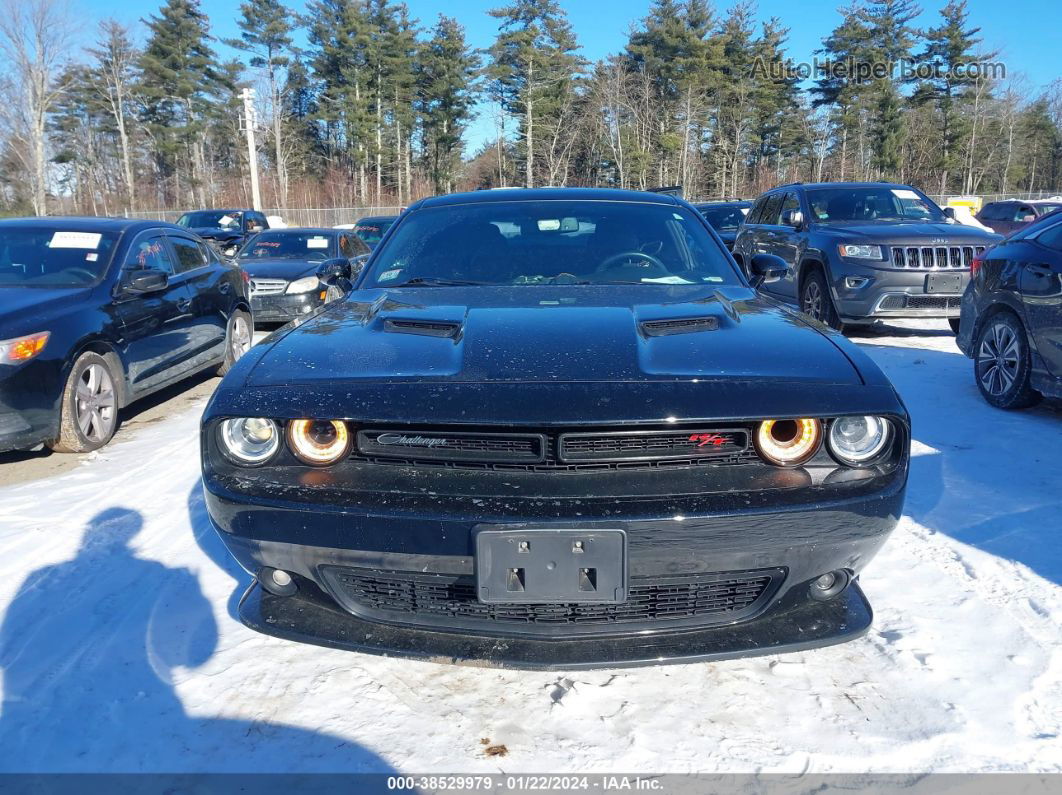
<box><xmin>957</xmin><ymin>211</ymin><xmax>1062</xmax><ymax>408</ymax></box>
<box><xmin>0</xmin><ymin>217</ymin><xmax>251</xmax><ymax>454</ymax></box>
<box><xmin>202</xmin><ymin>188</ymin><xmax>910</xmax><ymax>669</ymax></box>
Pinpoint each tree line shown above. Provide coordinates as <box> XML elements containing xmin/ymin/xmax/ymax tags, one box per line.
<box><xmin>0</xmin><ymin>0</ymin><xmax>1060</xmax><ymax>217</ymax></box>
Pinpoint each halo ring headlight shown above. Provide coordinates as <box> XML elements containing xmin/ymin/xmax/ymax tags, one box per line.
<box><xmin>755</xmin><ymin>418</ymin><xmax>822</xmax><ymax>467</ymax></box>
<box><xmin>287</xmin><ymin>419</ymin><xmax>351</xmax><ymax>466</ymax></box>
<box><xmin>828</xmin><ymin>415</ymin><xmax>892</xmax><ymax>466</ymax></box>
<box><xmin>219</xmin><ymin>417</ymin><xmax>280</xmax><ymax>465</ymax></box>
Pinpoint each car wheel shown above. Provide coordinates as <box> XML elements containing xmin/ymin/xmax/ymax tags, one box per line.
<box><xmin>974</xmin><ymin>311</ymin><xmax>1041</xmax><ymax>409</ymax></box>
<box><xmin>218</xmin><ymin>309</ymin><xmax>252</xmax><ymax>376</ymax></box>
<box><xmin>948</xmin><ymin>318</ymin><xmax>962</xmax><ymax>335</ymax></box>
<box><xmin>48</xmin><ymin>352</ymin><xmax>121</xmax><ymax>453</ymax></box>
<box><xmin>801</xmin><ymin>269</ymin><xmax>846</xmax><ymax>332</ymax></box>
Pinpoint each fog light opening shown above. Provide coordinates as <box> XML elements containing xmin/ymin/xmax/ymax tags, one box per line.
<box><xmin>259</xmin><ymin>567</ymin><xmax>298</xmax><ymax>597</ymax></box>
<box><xmin>810</xmin><ymin>569</ymin><xmax>850</xmax><ymax>601</ymax></box>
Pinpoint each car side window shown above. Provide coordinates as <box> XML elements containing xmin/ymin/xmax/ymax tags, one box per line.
<box><xmin>1015</xmin><ymin>205</ymin><xmax>1036</xmax><ymax>222</ymax></box>
<box><xmin>170</xmin><ymin>236</ymin><xmax>209</xmax><ymax>274</ymax></box>
<box><xmin>745</xmin><ymin>197</ymin><xmax>766</xmax><ymax>225</ymax></box>
<box><xmin>1036</xmin><ymin>223</ymin><xmax>1062</xmax><ymax>252</ymax></box>
<box><xmin>339</xmin><ymin>234</ymin><xmax>354</xmax><ymax>258</ymax></box>
<box><xmin>761</xmin><ymin>194</ymin><xmax>784</xmax><ymax>226</ymax></box>
<box><xmin>780</xmin><ymin>192</ymin><xmax>800</xmax><ymax>222</ymax></box>
<box><xmin>125</xmin><ymin>235</ymin><xmax>175</xmax><ymax>275</ymax></box>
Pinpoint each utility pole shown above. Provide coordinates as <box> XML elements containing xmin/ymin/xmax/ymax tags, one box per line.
<box><xmin>240</xmin><ymin>87</ymin><xmax>262</xmax><ymax>211</ymax></box>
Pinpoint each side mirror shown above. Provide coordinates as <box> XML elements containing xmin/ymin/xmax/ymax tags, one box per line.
<box><xmin>316</xmin><ymin>257</ymin><xmax>353</xmax><ymax>284</ymax></box>
<box><xmin>749</xmin><ymin>254</ymin><xmax>787</xmax><ymax>285</ymax></box>
<box><xmin>943</xmin><ymin>207</ymin><xmax>956</xmax><ymax>219</ymax></box>
<box><xmin>350</xmin><ymin>255</ymin><xmax>368</xmax><ymax>278</ymax></box>
<box><xmin>248</xmin><ymin>224</ymin><xmax>263</xmax><ymax>232</ymax></box>
<box><xmin>123</xmin><ymin>268</ymin><xmax>168</xmax><ymax>294</ymax></box>
<box><xmin>780</xmin><ymin>209</ymin><xmax>803</xmax><ymax>229</ymax></box>
<box><xmin>1020</xmin><ymin>214</ymin><xmax>1036</xmax><ymax>223</ymax></box>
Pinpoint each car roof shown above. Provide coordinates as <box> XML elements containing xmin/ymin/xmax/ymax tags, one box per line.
<box><xmin>355</xmin><ymin>215</ymin><xmax>398</xmax><ymax>223</ymax></box>
<box><xmin>181</xmin><ymin>208</ymin><xmax>256</xmax><ymax>214</ymax></box>
<box><xmin>695</xmin><ymin>200</ymin><xmax>751</xmax><ymax>207</ymax></box>
<box><xmin>252</xmin><ymin>227</ymin><xmax>338</xmax><ymax>235</ymax></box>
<box><xmin>0</xmin><ymin>216</ymin><xmax>183</xmax><ymax>234</ymax></box>
<box><xmin>768</xmin><ymin>182</ymin><xmax>921</xmax><ymax>192</ymax></box>
<box><xmin>411</xmin><ymin>187</ymin><xmax>682</xmax><ymax>210</ymax></box>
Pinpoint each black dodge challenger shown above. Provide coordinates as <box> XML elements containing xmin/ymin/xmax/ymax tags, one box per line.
<box><xmin>201</xmin><ymin>188</ymin><xmax>910</xmax><ymax>669</ymax></box>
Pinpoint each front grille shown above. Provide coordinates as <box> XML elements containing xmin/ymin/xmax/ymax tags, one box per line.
<box><xmin>879</xmin><ymin>294</ymin><xmax>962</xmax><ymax>310</ymax></box>
<box><xmin>351</xmin><ymin>426</ymin><xmax>761</xmax><ymax>472</ymax></box>
<box><xmin>321</xmin><ymin>566</ymin><xmax>782</xmax><ymax>635</ymax></box>
<box><xmin>249</xmin><ymin>278</ymin><xmax>288</xmax><ymax>296</ymax></box>
<box><xmin>890</xmin><ymin>245</ymin><xmax>985</xmax><ymax>269</ymax></box>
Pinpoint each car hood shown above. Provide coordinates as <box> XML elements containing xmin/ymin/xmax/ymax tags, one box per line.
<box><xmin>240</xmin><ymin>259</ymin><xmax>319</xmax><ymax>281</ymax></box>
<box><xmin>244</xmin><ymin>285</ymin><xmax>864</xmax><ymax>388</ymax></box>
<box><xmin>813</xmin><ymin>221</ymin><xmax>1001</xmax><ymax>244</ymax></box>
<box><xmin>0</xmin><ymin>286</ymin><xmax>92</xmax><ymax>338</ymax></box>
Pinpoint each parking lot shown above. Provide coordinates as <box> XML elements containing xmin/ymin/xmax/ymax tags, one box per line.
<box><xmin>0</xmin><ymin>319</ymin><xmax>1058</xmax><ymax>773</ymax></box>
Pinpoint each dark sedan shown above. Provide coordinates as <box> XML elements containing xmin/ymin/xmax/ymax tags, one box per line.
<box><xmin>177</xmin><ymin>209</ymin><xmax>270</xmax><ymax>257</ymax></box>
<box><xmin>352</xmin><ymin>215</ymin><xmax>397</xmax><ymax>250</ymax></box>
<box><xmin>694</xmin><ymin>200</ymin><xmax>751</xmax><ymax>251</ymax></box>
<box><xmin>957</xmin><ymin>212</ymin><xmax>1062</xmax><ymax>408</ymax></box>
<box><xmin>0</xmin><ymin>218</ymin><xmax>251</xmax><ymax>454</ymax></box>
<box><xmin>202</xmin><ymin>188</ymin><xmax>910</xmax><ymax>669</ymax></box>
<box><xmin>239</xmin><ymin>228</ymin><xmax>368</xmax><ymax>324</ymax></box>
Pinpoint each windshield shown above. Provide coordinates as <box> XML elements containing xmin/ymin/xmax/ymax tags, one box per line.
<box><xmin>240</xmin><ymin>232</ymin><xmax>335</xmax><ymax>261</ymax></box>
<box><xmin>354</xmin><ymin>219</ymin><xmax>395</xmax><ymax>246</ymax></box>
<box><xmin>0</xmin><ymin>227</ymin><xmax>120</xmax><ymax>287</ymax></box>
<box><xmin>698</xmin><ymin>204</ymin><xmax>750</xmax><ymax>232</ymax></box>
<box><xmin>364</xmin><ymin>200</ymin><xmax>739</xmax><ymax>288</ymax></box>
<box><xmin>1035</xmin><ymin>204</ymin><xmax>1062</xmax><ymax>215</ymax></box>
<box><xmin>805</xmin><ymin>187</ymin><xmax>944</xmax><ymax>224</ymax></box>
<box><xmin>177</xmin><ymin>211</ymin><xmax>242</xmax><ymax>229</ymax></box>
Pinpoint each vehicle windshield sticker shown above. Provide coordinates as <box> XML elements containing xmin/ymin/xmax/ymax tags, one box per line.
<box><xmin>740</xmin><ymin>208</ymin><xmax>749</xmax><ymax>215</ymax></box>
<box><xmin>891</xmin><ymin>189</ymin><xmax>920</xmax><ymax>199</ymax></box>
<box><xmin>307</xmin><ymin>237</ymin><xmax>330</xmax><ymax>249</ymax></box>
<box><xmin>537</xmin><ymin>219</ymin><xmax>560</xmax><ymax>231</ymax></box>
<box><xmin>218</xmin><ymin>214</ymin><xmax>235</xmax><ymax>226</ymax></box>
<box><xmin>641</xmin><ymin>275</ymin><xmax>696</xmax><ymax>284</ymax></box>
<box><xmin>379</xmin><ymin>268</ymin><xmax>402</xmax><ymax>281</ymax></box>
<box><xmin>85</xmin><ymin>252</ymin><xmax>98</xmax><ymax>262</ymax></box>
<box><xmin>49</xmin><ymin>231</ymin><xmax>101</xmax><ymax>249</ymax></box>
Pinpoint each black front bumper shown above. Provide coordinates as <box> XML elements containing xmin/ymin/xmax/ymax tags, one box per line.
<box><xmin>239</xmin><ymin>575</ymin><xmax>874</xmax><ymax>669</ymax></box>
<box><xmin>250</xmin><ymin>292</ymin><xmax>325</xmax><ymax>323</ymax></box>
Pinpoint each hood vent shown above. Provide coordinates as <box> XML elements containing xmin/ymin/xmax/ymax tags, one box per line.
<box><xmin>384</xmin><ymin>318</ymin><xmax>462</xmax><ymax>339</ymax></box>
<box><xmin>641</xmin><ymin>316</ymin><xmax>720</xmax><ymax>337</ymax></box>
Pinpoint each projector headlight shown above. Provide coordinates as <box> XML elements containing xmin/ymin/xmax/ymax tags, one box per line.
<box><xmin>219</xmin><ymin>418</ymin><xmax>280</xmax><ymax>465</ymax></box>
<box><xmin>827</xmin><ymin>415</ymin><xmax>892</xmax><ymax>466</ymax></box>
<box><xmin>286</xmin><ymin>276</ymin><xmax>321</xmax><ymax>294</ymax></box>
<box><xmin>755</xmin><ymin>418</ymin><xmax>822</xmax><ymax>467</ymax></box>
<box><xmin>287</xmin><ymin>419</ymin><xmax>351</xmax><ymax>465</ymax></box>
<box><xmin>838</xmin><ymin>244</ymin><xmax>884</xmax><ymax>260</ymax></box>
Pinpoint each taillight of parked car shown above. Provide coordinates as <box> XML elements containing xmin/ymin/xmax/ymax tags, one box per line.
<box><xmin>0</xmin><ymin>331</ymin><xmax>50</xmax><ymax>363</ymax></box>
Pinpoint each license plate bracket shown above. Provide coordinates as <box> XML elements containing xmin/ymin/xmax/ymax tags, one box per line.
<box><xmin>474</xmin><ymin>528</ymin><xmax>627</xmax><ymax>604</ymax></box>
<box><xmin>926</xmin><ymin>273</ymin><xmax>962</xmax><ymax>293</ymax></box>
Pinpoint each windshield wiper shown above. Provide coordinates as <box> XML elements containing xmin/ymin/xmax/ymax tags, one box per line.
<box><xmin>391</xmin><ymin>277</ymin><xmax>492</xmax><ymax>287</ymax></box>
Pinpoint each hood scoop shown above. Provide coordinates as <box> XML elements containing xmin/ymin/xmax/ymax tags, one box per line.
<box><xmin>383</xmin><ymin>318</ymin><xmax>462</xmax><ymax>339</ymax></box>
<box><xmin>640</xmin><ymin>316</ymin><xmax>720</xmax><ymax>337</ymax></box>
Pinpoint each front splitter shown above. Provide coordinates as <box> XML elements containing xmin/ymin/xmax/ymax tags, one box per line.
<box><xmin>238</xmin><ymin>579</ymin><xmax>873</xmax><ymax>670</ymax></box>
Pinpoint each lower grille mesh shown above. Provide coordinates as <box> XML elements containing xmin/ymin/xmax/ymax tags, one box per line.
<box><xmin>321</xmin><ymin>566</ymin><xmax>779</xmax><ymax>631</ymax></box>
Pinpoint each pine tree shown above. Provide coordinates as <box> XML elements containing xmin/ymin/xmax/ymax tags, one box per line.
<box><xmin>226</xmin><ymin>0</ymin><xmax>296</xmax><ymax>203</ymax></box>
<box><xmin>139</xmin><ymin>0</ymin><xmax>231</xmax><ymax>206</ymax></box>
<box><xmin>417</xmin><ymin>15</ymin><xmax>479</xmax><ymax>194</ymax></box>
<box><xmin>487</xmin><ymin>0</ymin><xmax>584</xmax><ymax>187</ymax></box>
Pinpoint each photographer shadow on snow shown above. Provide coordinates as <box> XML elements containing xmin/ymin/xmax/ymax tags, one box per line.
<box><xmin>189</xmin><ymin>479</ymin><xmax>247</xmax><ymax>621</ymax></box>
<box><xmin>0</xmin><ymin>506</ymin><xmax>396</xmax><ymax>773</ymax></box>
<box><xmin>857</xmin><ymin>339</ymin><xmax>1062</xmax><ymax>587</ymax></box>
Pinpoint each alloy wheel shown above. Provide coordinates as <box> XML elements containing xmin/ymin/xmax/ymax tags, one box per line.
<box><xmin>977</xmin><ymin>321</ymin><xmax>1020</xmax><ymax>396</ymax></box>
<box><xmin>231</xmin><ymin>315</ymin><xmax>252</xmax><ymax>360</ymax></box>
<box><xmin>76</xmin><ymin>363</ymin><xmax>116</xmax><ymax>443</ymax></box>
<box><xmin>802</xmin><ymin>281</ymin><xmax>824</xmax><ymax>320</ymax></box>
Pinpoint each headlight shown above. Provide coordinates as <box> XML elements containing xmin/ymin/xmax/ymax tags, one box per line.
<box><xmin>286</xmin><ymin>276</ymin><xmax>321</xmax><ymax>294</ymax></box>
<box><xmin>287</xmin><ymin>419</ymin><xmax>351</xmax><ymax>465</ymax></box>
<box><xmin>755</xmin><ymin>418</ymin><xmax>822</xmax><ymax>467</ymax></box>
<box><xmin>0</xmin><ymin>331</ymin><xmax>49</xmax><ymax>363</ymax></box>
<box><xmin>838</xmin><ymin>244</ymin><xmax>884</xmax><ymax>260</ymax></box>
<box><xmin>827</xmin><ymin>415</ymin><xmax>892</xmax><ymax>466</ymax></box>
<box><xmin>219</xmin><ymin>418</ymin><xmax>280</xmax><ymax>465</ymax></box>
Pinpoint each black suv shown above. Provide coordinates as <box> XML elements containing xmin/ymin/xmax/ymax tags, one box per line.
<box><xmin>733</xmin><ymin>182</ymin><xmax>1001</xmax><ymax>332</ymax></box>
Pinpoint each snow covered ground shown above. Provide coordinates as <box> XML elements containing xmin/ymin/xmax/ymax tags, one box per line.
<box><xmin>0</xmin><ymin>320</ymin><xmax>1059</xmax><ymax>773</ymax></box>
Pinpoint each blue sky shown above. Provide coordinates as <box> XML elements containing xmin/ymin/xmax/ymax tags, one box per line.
<box><xmin>80</xmin><ymin>0</ymin><xmax>1060</xmax><ymax>153</ymax></box>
